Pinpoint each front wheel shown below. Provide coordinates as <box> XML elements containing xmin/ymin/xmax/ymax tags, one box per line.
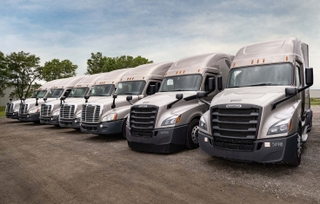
<box><xmin>290</xmin><ymin>134</ymin><xmax>302</xmax><ymax>167</ymax></box>
<box><xmin>186</xmin><ymin>119</ymin><xmax>200</xmax><ymax>149</ymax></box>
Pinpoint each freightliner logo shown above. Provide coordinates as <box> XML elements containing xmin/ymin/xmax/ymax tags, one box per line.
<box><xmin>226</xmin><ymin>104</ymin><xmax>242</xmax><ymax>108</ymax></box>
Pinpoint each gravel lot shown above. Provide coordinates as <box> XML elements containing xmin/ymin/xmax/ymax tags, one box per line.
<box><xmin>1</xmin><ymin>106</ymin><xmax>320</xmax><ymax>204</ymax></box>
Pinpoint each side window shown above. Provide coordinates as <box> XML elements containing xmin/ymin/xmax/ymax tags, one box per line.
<box><xmin>204</xmin><ymin>75</ymin><xmax>215</xmax><ymax>92</ymax></box>
<box><xmin>295</xmin><ymin>66</ymin><xmax>301</xmax><ymax>87</ymax></box>
<box><xmin>147</xmin><ymin>81</ymin><xmax>161</xmax><ymax>95</ymax></box>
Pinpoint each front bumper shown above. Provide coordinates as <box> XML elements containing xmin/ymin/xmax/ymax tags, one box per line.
<box><xmin>19</xmin><ymin>113</ymin><xmax>40</xmax><ymax>122</ymax></box>
<box><xmin>198</xmin><ymin>131</ymin><xmax>299</xmax><ymax>164</ymax></box>
<box><xmin>59</xmin><ymin>118</ymin><xmax>81</xmax><ymax>129</ymax></box>
<box><xmin>6</xmin><ymin>111</ymin><xmax>19</xmax><ymax>119</ymax></box>
<box><xmin>126</xmin><ymin>124</ymin><xmax>188</xmax><ymax>153</ymax></box>
<box><xmin>80</xmin><ymin>119</ymin><xmax>125</xmax><ymax>135</ymax></box>
<box><xmin>40</xmin><ymin>116</ymin><xmax>59</xmax><ymax>125</ymax></box>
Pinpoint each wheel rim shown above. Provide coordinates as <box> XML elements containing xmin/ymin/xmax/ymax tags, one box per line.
<box><xmin>191</xmin><ymin>125</ymin><xmax>199</xmax><ymax>144</ymax></box>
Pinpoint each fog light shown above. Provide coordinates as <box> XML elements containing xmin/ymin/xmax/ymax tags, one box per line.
<box><xmin>100</xmin><ymin>124</ymin><xmax>103</xmax><ymax>128</ymax></box>
<box><xmin>204</xmin><ymin>137</ymin><xmax>209</xmax><ymax>142</ymax></box>
<box><xmin>264</xmin><ymin>142</ymin><xmax>270</xmax><ymax>148</ymax></box>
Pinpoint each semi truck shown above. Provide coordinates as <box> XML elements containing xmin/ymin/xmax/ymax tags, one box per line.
<box><xmin>59</xmin><ymin>69</ymin><xmax>130</xmax><ymax>129</ymax></box>
<box><xmin>197</xmin><ymin>38</ymin><xmax>313</xmax><ymax>166</ymax></box>
<box><xmin>19</xmin><ymin>76</ymin><xmax>84</xmax><ymax>122</ymax></box>
<box><xmin>40</xmin><ymin>74</ymin><xmax>104</xmax><ymax>126</ymax></box>
<box><xmin>80</xmin><ymin>62</ymin><xmax>173</xmax><ymax>136</ymax></box>
<box><xmin>126</xmin><ymin>53</ymin><xmax>234</xmax><ymax>153</ymax></box>
<box><xmin>5</xmin><ymin>79</ymin><xmax>59</xmax><ymax>120</ymax></box>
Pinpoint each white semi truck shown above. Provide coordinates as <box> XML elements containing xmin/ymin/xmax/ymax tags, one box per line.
<box><xmin>17</xmin><ymin>78</ymin><xmax>80</xmax><ymax>122</ymax></box>
<box><xmin>126</xmin><ymin>53</ymin><xmax>234</xmax><ymax>153</ymax></box>
<box><xmin>80</xmin><ymin>62</ymin><xmax>173</xmax><ymax>136</ymax></box>
<box><xmin>40</xmin><ymin>74</ymin><xmax>104</xmax><ymax>126</ymax></box>
<box><xmin>59</xmin><ymin>69</ymin><xmax>130</xmax><ymax>129</ymax></box>
<box><xmin>197</xmin><ymin>38</ymin><xmax>313</xmax><ymax>166</ymax></box>
<box><xmin>6</xmin><ymin>79</ymin><xmax>59</xmax><ymax>120</ymax></box>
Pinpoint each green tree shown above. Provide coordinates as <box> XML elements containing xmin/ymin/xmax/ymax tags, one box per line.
<box><xmin>0</xmin><ymin>51</ymin><xmax>8</xmax><ymax>97</ymax></box>
<box><xmin>42</xmin><ymin>59</ymin><xmax>77</xmax><ymax>81</ymax></box>
<box><xmin>86</xmin><ymin>53</ymin><xmax>153</xmax><ymax>75</ymax></box>
<box><xmin>6</xmin><ymin>51</ymin><xmax>42</xmax><ymax>99</ymax></box>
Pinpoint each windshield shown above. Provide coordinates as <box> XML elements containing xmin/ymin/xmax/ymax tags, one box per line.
<box><xmin>46</xmin><ymin>89</ymin><xmax>64</xmax><ymax>98</ymax></box>
<box><xmin>68</xmin><ymin>87</ymin><xmax>89</xmax><ymax>98</ymax></box>
<box><xmin>36</xmin><ymin>90</ymin><xmax>47</xmax><ymax>98</ymax></box>
<box><xmin>89</xmin><ymin>84</ymin><xmax>114</xmax><ymax>96</ymax></box>
<box><xmin>227</xmin><ymin>63</ymin><xmax>293</xmax><ymax>88</ymax></box>
<box><xmin>159</xmin><ymin>74</ymin><xmax>202</xmax><ymax>92</ymax></box>
<box><xmin>31</xmin><ymin>91</ymin><xmax>39</xmax><ymax>98</ymax></box>
<box><xmin>114</xmin><ymin>81</ymin><xmax>146</xmax><ymax>95</ymax></box>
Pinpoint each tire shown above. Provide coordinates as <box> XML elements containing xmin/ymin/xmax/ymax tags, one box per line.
<box><xmin>290</xmin><ymin>134</ymin><xmax>302</xmax><ymax>167</ymax></box>
<box><xmin>186</xmin><ymin>119</ymin><xmax>200</xmax><ymax>149</ymax></box>
<box><xmin>122</xmin><ymin>119</ymin><xmax>127</xmax><ymax>139</ymax></box>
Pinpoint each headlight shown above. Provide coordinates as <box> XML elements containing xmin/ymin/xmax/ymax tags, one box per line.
<box><xmin>29</xmin><ymin>107</ymin><xmax>39</xmax><ymax>114</ymax></box>
<box><xmin>102</xmin><ymin>113</ymin><xmax>117</xmax><ymax>122</ymax></box>
<box><xmin>161</xmin><ymin>115</ymin><xmax>181</xmax><ymax>126</ymax></box>
<box><xmin>267</xmin><ymin>117</ymin><xmax>292</xmax><ymax>135</ymax></box>
<box><xmin>199</xmin><ymin>115</ymin><xmax>207</xmax><ymax>131</ymax></box>
<box><xmin>53</xmin><ymin>109</ymin><xmax>60</xmax><ymax>116</ymax></box>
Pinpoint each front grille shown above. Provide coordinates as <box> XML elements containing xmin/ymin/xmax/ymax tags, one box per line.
<box><xmin>60</xmin><ymin>104</ymin><xmax>75</xmax><ymax>119</ymax></box>
<box><xmin>210</xmin><ymin>104</ymin><xmax>261</xmax><ymax>151</ymax></box>
<box><xmin>41</xmin><ymin>104</ymin><xmax>52</xmax><ymax>117</ymax></box>
<box><xmin>130</xmin><ymin>105</ymin><xmax>158</xmax><ymax>137</ymax></box>
<box><xmin>81</xmin><ymin>104</ymin><xmax>101</xmax><ymax>123</ymax></box>
<box><xmin>6</xmin><ymin>103</ymin><xmax>14</xmax><ymax>113</ymax></box>
<box><xmin>19</xmin><ymin>103</ymin><xmax>29</xmax><ymax>114</ymax></box>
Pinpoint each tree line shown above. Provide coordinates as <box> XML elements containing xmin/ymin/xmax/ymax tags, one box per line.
<box><xmin>0</xmin><ymin>51</ymin><xmax>152</xmax><ymax>99</ymax></box>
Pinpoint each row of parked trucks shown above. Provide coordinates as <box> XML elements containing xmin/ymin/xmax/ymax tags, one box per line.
<box><xmin>5</xmin><ymin>37</ymin><xmax>314</xmax><ymax>166</ymax></box>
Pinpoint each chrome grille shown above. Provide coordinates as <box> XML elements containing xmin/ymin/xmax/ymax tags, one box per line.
<box><xmin>210</xmin><ymin>104</ymin><xmax>261</xmax><ymax>151</ymax></box>
<box><xmin>130</xmin><ymin>105</ymin><xmax>158</xmax><ymax>137</ymax></box>
<box><xmin>19</xmin><ymin>103</ymin><xmax>29</xmax><ymax>114</ymax></box>
<box><xmin>81</xmin><ymin>104</ymin><xmax>101</xmax><ymax>123</ymax></box>
<box><xmin>6</xmin><ymin>103</ymin><xmax>14</xmax><ymax>113</ymax></box>
<box><xmin>60</xmin><ymin>104</ymin><xmax>75</xmax><ymax>119</ymax></box>
<box><xmin>41</xmin><ymin>104</ymin><xmax>52</xmax><ymax>117</ymax></box>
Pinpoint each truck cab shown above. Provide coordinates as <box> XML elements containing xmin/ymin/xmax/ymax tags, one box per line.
<box><xmin>126</xmin><ymin>53</ymin><xmax>233</xmax><ymax>153</ymax></box>
<box><xmin>39</xmin><ymin>76</ymin><xmax>86</xmax><ymax>125</ymax></box>
<box><xmin>80</xmin><ymin>62</ymin><xmax>173</xmax><ymax>136</ymax></box>
<box><xmin>198</xmin><ymin>38</ymin><xmax>313</xmax><ymax>166</ymax></box>
<box><xmin>59</xmin><ymin>69</ymin><xmax>130</xmax><ymax>129</ymax></box>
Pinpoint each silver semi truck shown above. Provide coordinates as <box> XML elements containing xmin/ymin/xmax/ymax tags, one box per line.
<box><xmin>59</xmin><ymin>69</ymin><xmax>130</xmax><ymax>129</ymax></box>
<box><xmin>6</xmin><ymin>79</ymin><xmax>59</xmax><ymax>120</ymax></box>
<box><xmin>197</xmin><ymin>38</ymin><xmax>313</xmax><ymax>166</ymax></box>
<box><xmin>126</xmin><ymin>53</ymin><xmax>234</xmax><ymax>153</ymax></box>
<box><xmin>17</xmin><ymin>78</ymin><xmax>72</xmax><ymax>122</ymax></box>
<box><xmin>39</xmin><ymin>76</ymin><xmax>88</xmax><ymax>125</ymax></box>
<box><xmin>80</xmin><ymin>62</ymin><xmax>173</xmax><ymax>136</ymax></box>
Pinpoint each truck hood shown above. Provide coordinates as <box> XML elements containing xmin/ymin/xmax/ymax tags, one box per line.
<box><xmin>211</xmin><ymin>86</ymin><xmax>287</xmax><ymax>108</ymax></box>
<box><xmin>133</xmin><ymin>91</ymin><xmax>197</xmax><ymax>107</ymax></box>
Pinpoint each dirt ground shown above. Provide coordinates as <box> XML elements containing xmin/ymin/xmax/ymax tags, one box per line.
<box><xmin>1</xmin><ymin>106</ymin><xmax>320</xmax><ymax>204</ymax></box>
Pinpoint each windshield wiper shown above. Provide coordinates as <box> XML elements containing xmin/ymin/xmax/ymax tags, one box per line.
<box><xmin>247</xmin><ymin>83</ymin><xmax>272</xmax><ymax>87</ymax></box>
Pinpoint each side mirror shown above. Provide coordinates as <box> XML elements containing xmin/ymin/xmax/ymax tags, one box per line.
<box><xmin>208</xmin><ymin>77</ymin><xmax>216</xmax><ymax>92</ymax></box>
<box><xmin>113</xmin><ymin>94</ymin><xmax>118</xmax><ymax>99</ymax></box>
<box><xmin>9</xmin><ymin>98</ymin><xmax>12</xmax><ymax>102</ymax></box>
<box><xmin>176</xmin><ymin>94</ymin><xmax>183</xmax><ymax>100</ymax></box>
<box><xmin>217</xmin><ymin>76</ymin><xmax>223</xmax><ymax>91</ymax></box>
<box><xmin>35</xmin><ymin>97</ymin><xmax>39</xmax><ymax>106</ymax></box>
<box><xmin>43</xmin><ymin>97</ymin><xmax>47</xmax><ymax>103</ymax></box>
<box><xmin>197</xmin><ymin>91</ymin><xmax>207</xmax><ymax>98</ymax></box>
<box><xmin>305</xmin><ymin>68</ymin><xmax>313</xmax><ymax>87</ymax></box>
<box><xmin>84</xmin><ymin>95</ymin><xmax>90</xmax><ymax>103</ymax></box>
<box><xmin>126</xmin><ymin>95</ymin><xmax>132</xmax><ymax>101</ymax></box>
<box><xmin>285</xmin><ymin>87</ymin><xmax>298</xmax><ymax>97</ymax></box>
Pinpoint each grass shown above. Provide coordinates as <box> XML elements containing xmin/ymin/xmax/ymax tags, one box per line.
<box><xmin>0</xmin><ymin>106</ymin><xmax>5</xmax><ymax>117</ymax></box>
<box><xmin>311</xmin><ymin>98</ymin><xmax>320</xmax><ymax>106</ymax></box>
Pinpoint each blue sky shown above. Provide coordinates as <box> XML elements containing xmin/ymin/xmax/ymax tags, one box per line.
<box><xmin>1</xmin><ymin>0</ymin><xmax>319</xmax><ymax>88</ymax></box>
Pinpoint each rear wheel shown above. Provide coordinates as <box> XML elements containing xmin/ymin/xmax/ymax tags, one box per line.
<box><xmin>186</xmin><ymin>119</ymin><xmax>199</xmax><ymax>149</ymax></box>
